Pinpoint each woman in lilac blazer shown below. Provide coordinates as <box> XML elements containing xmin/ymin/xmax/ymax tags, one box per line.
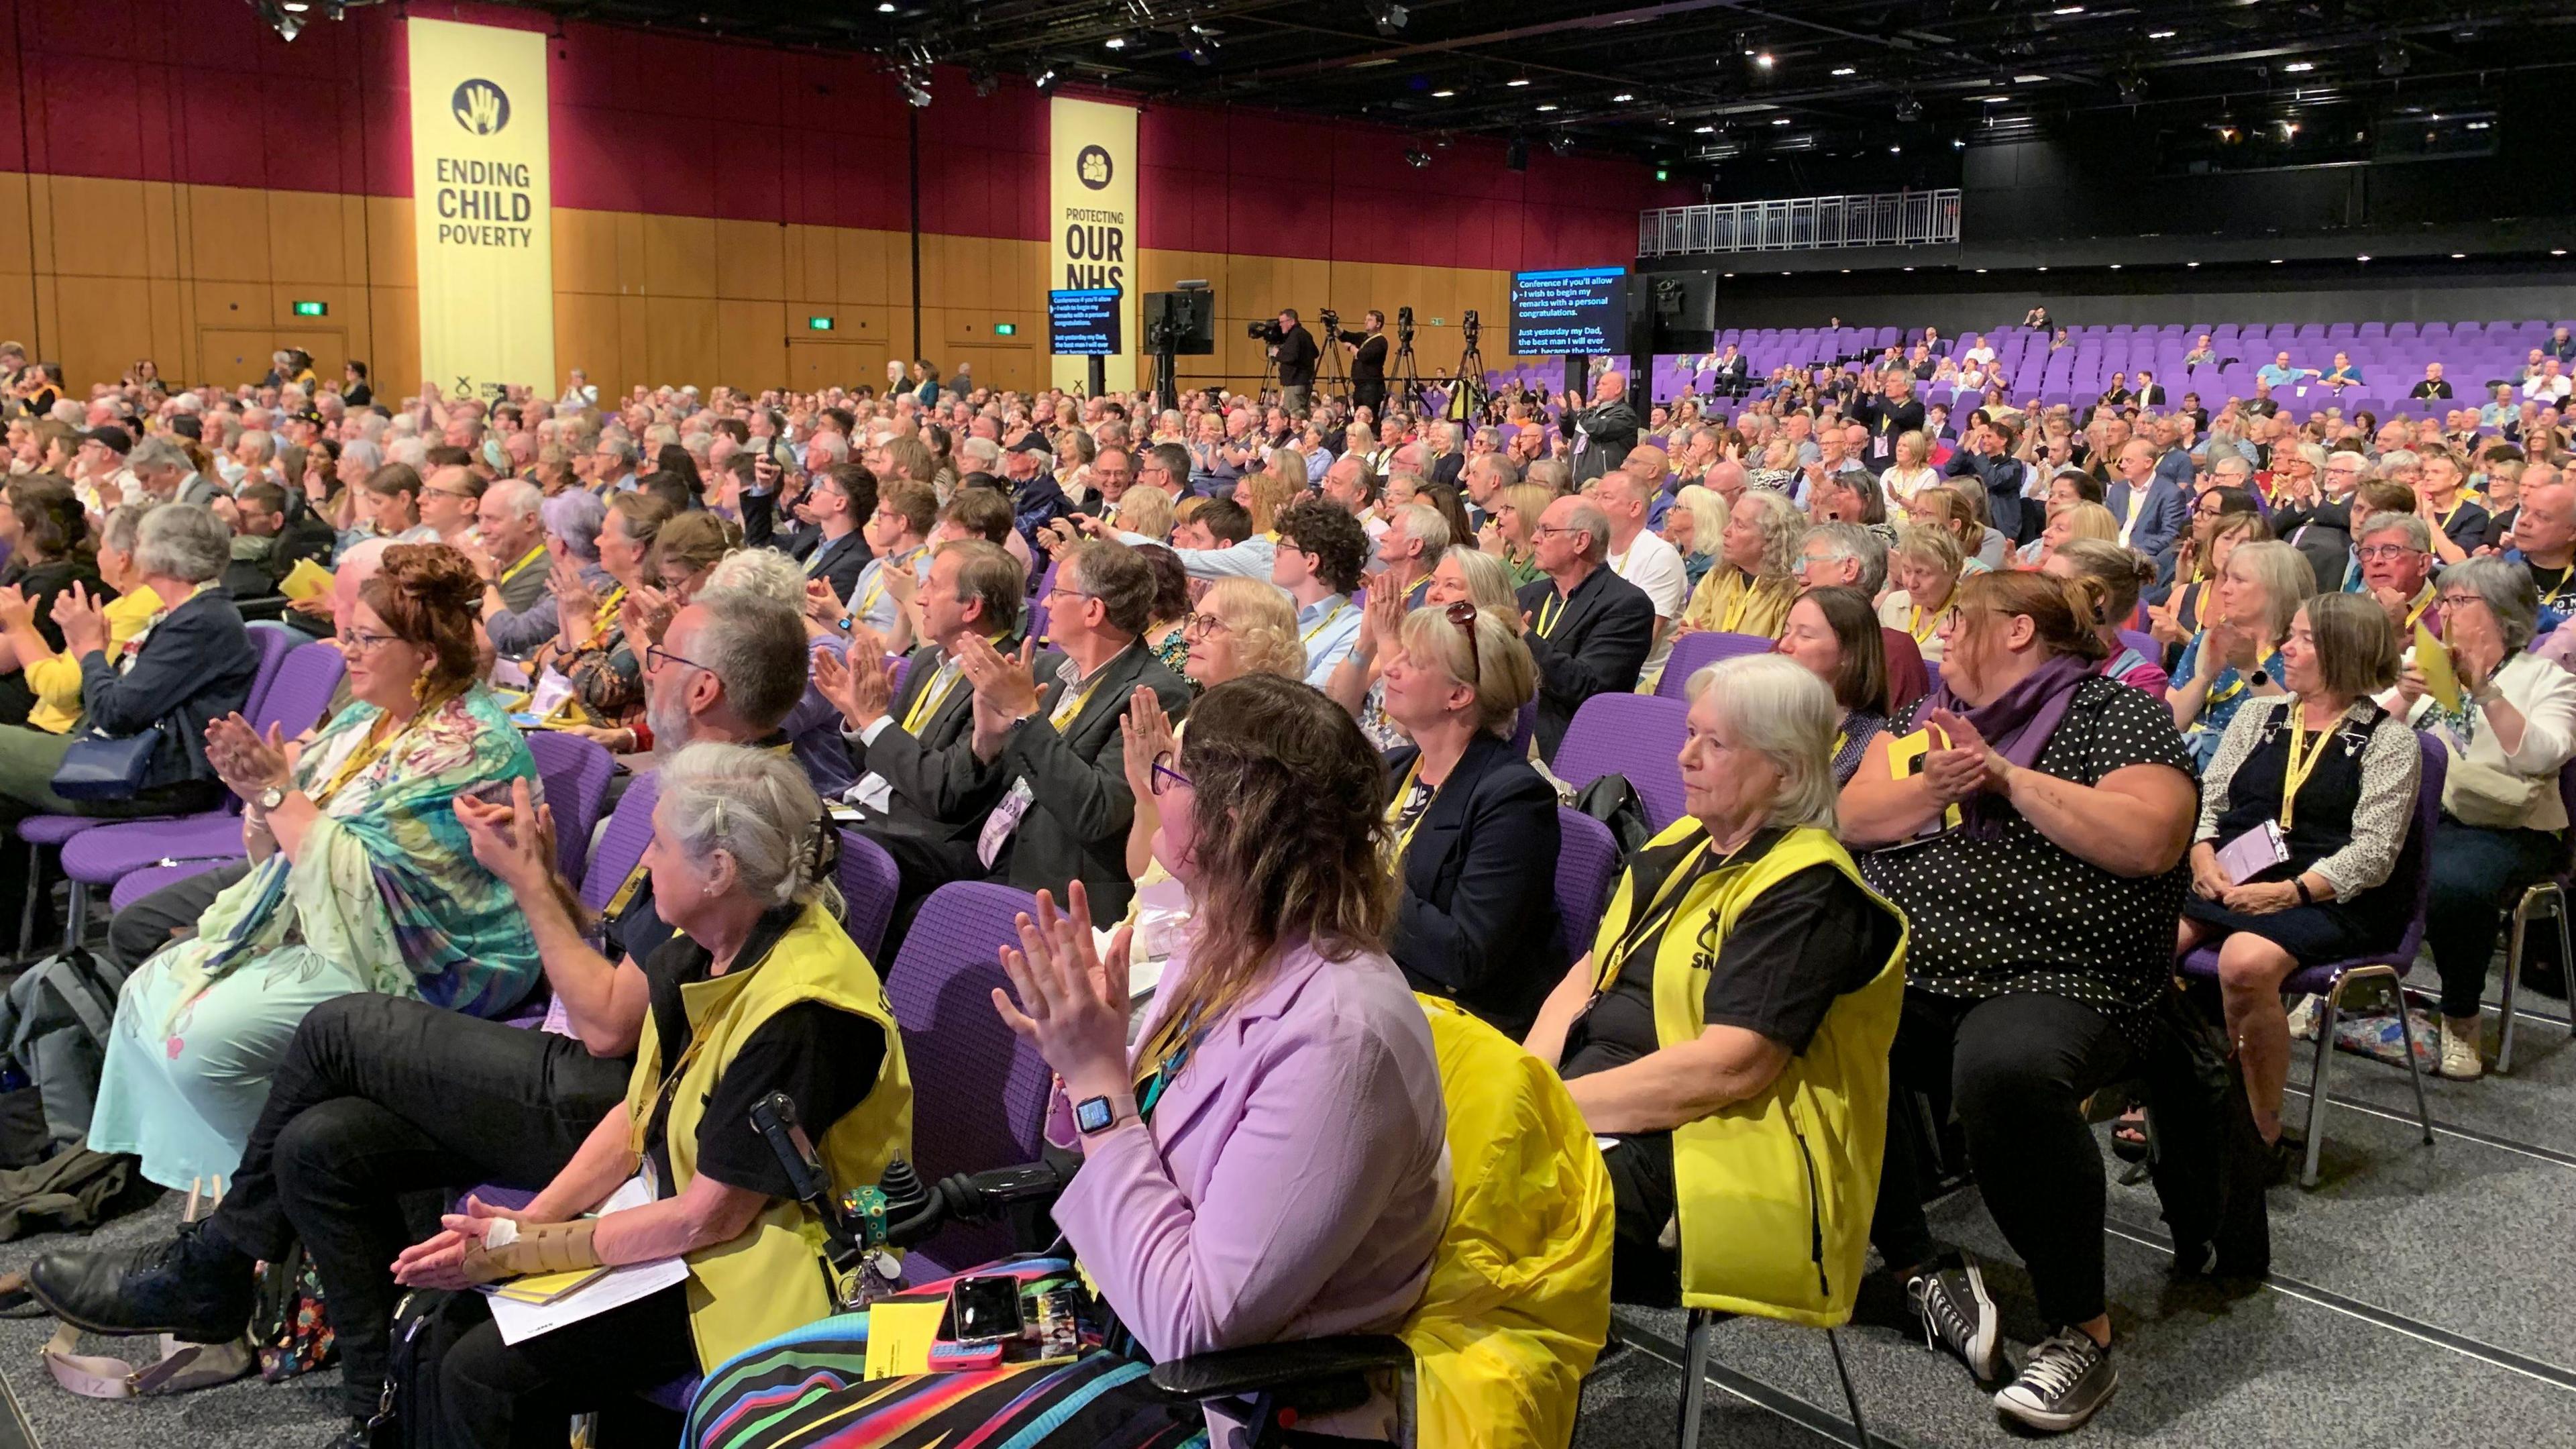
<box><xmin>1006</xmin><ymin>675</ymin><xmax>1450</xmax><ymax>1440</ymax></box>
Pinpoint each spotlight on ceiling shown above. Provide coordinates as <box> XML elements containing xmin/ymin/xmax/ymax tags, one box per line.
<box><xmin>1371</xmin><ymin>3</ymin><xmax>1409</xmax><ymax>36</ymax></box>
<box><xmin>1030</xmin><ymin>60</ymin><xmax>1060</xmax><ymax>91</ymax></box>
<box><xmin>898</xmin><ymin>68</ymin><xmax>932</xmax><ymax>107</ymax></box>
<box><xmin>2377</xmin><ymin>40</ymin><xmax>2410</xmax><ymax>76</ymax></box>
<box><xmin>1754</xmin><ymin>51</ymin><xmax>1775</xmax><ymax>68</ymax></box>
<box><xmin>1894</xmin><ymin>93</ymin><xmax>1921</xmax><ymax>122</ymax></box>
<box><xmin>1548</xmin><ymin>132</ymin><xmax>1575</xmax><ymax>156</ymax></box>
<box><xmin>1104</xmin><ymin>34</ymin><xmax>1128</xmax><ymax>49</ymax></box>
<box><xmin>1404</xmin><ymin>146</ymin><xmax>1431</xmax><ymax>168</ymax></box>
<box><xmin>970</xmin><ymin>67</ymin><xmax>998</xmax><ymax>96</ymax></box>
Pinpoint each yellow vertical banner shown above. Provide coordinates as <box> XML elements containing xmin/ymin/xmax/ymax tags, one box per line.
<box><xmin>1049</xmin><ymin>97</ymin><xmax>1138</xmax><ymax>393</ymax></box>
<box><xmin>408</xmin><ymin>18</ymin><xmax>555</xmax><ymax>400</ymax></box>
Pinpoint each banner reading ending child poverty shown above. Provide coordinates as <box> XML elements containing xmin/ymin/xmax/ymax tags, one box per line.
<box><xmin>1050</xmin><ymin>97</ymin><xmax>1138</xmax><ymax>394</ymax></box>
<box><xmin>408</xmin><ymin>17</ymin><xmax>555</xmax><ymax>399</ymax></box>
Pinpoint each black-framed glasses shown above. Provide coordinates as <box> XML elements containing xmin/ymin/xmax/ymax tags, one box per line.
<box><xmin>1182</xmin><ymin>612</ymin><xmax>1231</xmax><ymax>639</ymax></box>
<box><xmin>645</xmin><ymin>643</ymin><xmax>708</xmax><ymax>674</ymax></box>
<box><xmin>337</xmin><ymin>629</ymin><xmax>398</xmax><ymax>653</ymax></box>
<box><xmin>1150</xmin><ymin>751</ymin><xmax>1192</xmax><ymax>796</ymax></box>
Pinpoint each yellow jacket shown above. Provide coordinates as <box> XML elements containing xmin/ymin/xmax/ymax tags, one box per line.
<box><xmin>620</xmin><ymin>900</ymin><xmax>913</xmax><ymax>1370</ymax></box>
<box><xmin>24</xmin><ymin>585</ymin><xmax>161</xmax><ymax>735</ymax></box>
<box><xmin>1679</xmin><ymin>566</ymin><xmax>1796</xmax><ymax>639</ymax></box>
<box><xmin>1589</xmin><ymin>818</ymin><xmax>1906</xmax><ymax>1325</ymax></box>
<box><xmin>1400</xmin><ymin>995</ymin><xmax>1613</xmax><ymax>1449</ymax></box>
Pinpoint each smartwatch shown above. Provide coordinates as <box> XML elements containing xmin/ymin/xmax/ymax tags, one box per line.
<box><xmin>1073</xmin><ymin>1095</ymin><xmax>1121</xmax><ymax>1136</ymax></box>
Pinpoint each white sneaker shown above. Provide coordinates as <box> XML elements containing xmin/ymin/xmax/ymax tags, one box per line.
<box><xmin>2438</xmin><ymin>1019</ymin><xmax>2484</xmax><ymax>1081</ymax></box>
<box><xmin>2285</xmin><ymin>994</ymin><xmax>2321</xmax><ymax>1042</ymax></box>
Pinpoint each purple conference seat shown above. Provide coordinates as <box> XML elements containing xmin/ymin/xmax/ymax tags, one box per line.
<box><xmin>19</xmin><ymin>629</ymin><xmax>306</xmax><ymax>950</ymax></box>
<box><xmin>835</xmin><ymin>828</ymin><xmax>901</xmax><ymax>961</ymax></box>
<box><xmin>2116</xmin><ymin>628</ymin><xmax>2161</xmax><ymax>663</ymax></box>
<box><xmin>2176</xmin><ymin>732</ymin><xmax>2443</xmax><ymax>1187</ymax></box>
<box><xmin>1656</xmin><ymin>631</ymin><xmax>1777</xmax><ymax>698</ymax></box>
<box><xmin>578</xmin><ymin>769</ymin><xmax>660</xmax><ymax>914</ymax></box>
<box><xmin>1554</xmin><ymin>808</ymin><xmax>1621</xmax><ymax>961</ymax></box>
<box><xmin>1026</xmin><ymin>559</ymin><xmax>1059</xmax><ymax>644</ymax></box>
<box><xmin>885</xmin><ymin>880</ymin><xmax>1051</xmax><ymax>1267</ymax></box>
<box><xmin>523</xmin><ymin>731</ymin><xmax>616</xmax><ymax>884</ymax></box>
<box><xmin>1554</xmin><ymin>694</ymin><xmax>1691</xmax><ymax>832</ymax></box>
<box><xmin>58</xmin><ymin>645</ymin><xmax>347</xmax><ymax>895</ymax></box>
<box><xmin>107</xmin><ymin>860</ymin><xmax>234</xmax><ymax>915</ymax></box>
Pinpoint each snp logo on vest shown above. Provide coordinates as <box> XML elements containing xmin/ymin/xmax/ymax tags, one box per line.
<box><xmin>453</xmin><ymin>80</ymin><xmax>512</xmax><ymax>136</ymax></box>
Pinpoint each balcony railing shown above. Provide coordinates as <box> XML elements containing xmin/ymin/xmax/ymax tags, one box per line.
<box><xmin>1638</xmin><ymin>190</ymin><xmax>1962</xmax><ymax>257</ymax></box>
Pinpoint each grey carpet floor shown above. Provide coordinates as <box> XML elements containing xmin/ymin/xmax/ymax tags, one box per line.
<box><xmin>1</xmin><ymin>969</ymin><xmax>2569</xmax><ymax>1448</ymax></box>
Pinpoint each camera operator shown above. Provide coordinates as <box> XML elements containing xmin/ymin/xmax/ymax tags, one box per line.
<box><xmin>1340</xmin><ymin>309</ymin><xmax>1391</xmax><ymax>415</ymax></box>
<box><xmin>1270</xmin><ymin>308</ymin><xmax>1321</xmax><ymax>417</ymax></box>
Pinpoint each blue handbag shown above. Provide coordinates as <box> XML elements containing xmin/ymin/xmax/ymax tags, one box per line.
<box><xmin>48</xmin><ymin>727</ymin><xmax>162</xmax><ymax>802</ymax></box>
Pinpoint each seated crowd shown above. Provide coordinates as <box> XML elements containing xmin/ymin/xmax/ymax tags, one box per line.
<box><xmin>0</xmin><ymin>325</ymin><xmax>2565</xmax><ymax>1444</ymax></box>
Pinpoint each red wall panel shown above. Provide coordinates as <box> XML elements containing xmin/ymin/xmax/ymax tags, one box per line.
<box><xmin>9</xmin><ymin>0</ymin><xmax>1662</xmax><ymax>268</ymax></box>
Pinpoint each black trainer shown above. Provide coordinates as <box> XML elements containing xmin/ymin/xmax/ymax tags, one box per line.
<box><xmin>27</xmin><ymin>1220</ymin><xmax>257</xmax><ymax>1343</ymax></box>
<box><xmin>1906</xmin><ymin>1256</ymin><xmax>2001</xmax><ymax>1381</ymax></box>
<box><xmin>1994</xmin><ymin>1328</ymin><xmax>2119</xmax><ymax>1433</ymax></box>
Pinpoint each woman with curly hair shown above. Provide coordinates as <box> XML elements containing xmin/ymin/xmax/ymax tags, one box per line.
<box><xmin>86</xmin><ymin>543</ymin><xmax>544</xmax><ymax>1191</ymax></box>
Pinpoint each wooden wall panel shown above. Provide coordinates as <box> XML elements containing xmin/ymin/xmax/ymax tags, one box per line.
<box><xmin>8</xmin><ymin>172</ymin><xmax>1529</xmax><ymax>400</ymax></box>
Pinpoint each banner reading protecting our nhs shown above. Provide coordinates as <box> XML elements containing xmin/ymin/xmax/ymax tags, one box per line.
<box><xmin>407</xmin><ymin>17</ymin><xmax>555</xmax><ymax>399</ymax></box>
<box><xmin>1049</xmin><ymin>97</ymin><xmax>1138</xmax><ymax>393</ymax></box>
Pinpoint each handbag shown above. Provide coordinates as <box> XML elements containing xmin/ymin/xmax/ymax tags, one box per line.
<box><xmin>47</xmin><ymin>726</ymin><xmax>161</xmax><ymax>802</ymax></box>
<box><xmin>2445</xmin><ymin>753</ymin><xmax>2544</xmax><ymax>828</ymax></box>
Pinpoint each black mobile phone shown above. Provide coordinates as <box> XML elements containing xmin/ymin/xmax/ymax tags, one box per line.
<box><xmin>949</xmin><ymin>1274</ymin><xmax>1026</xmax><ymax>1344</ymax></box>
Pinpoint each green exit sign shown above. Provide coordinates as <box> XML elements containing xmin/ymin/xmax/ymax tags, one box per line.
<box><xmin>292</xmin><ymin>300</ymin><xmax>327</xmax><ymax>317</ymax></box>
<box><xmin>1655</xmin><ymin>167</ymin><xmax>1670</xmax><ymax>182</ymax></box>
<box><xmin>994</xmin><ymin>323</ymin><xmax>1018</xmax><ymax>336</ymax></box>
<box><xmin>807</xmin><ymin>316</ymin><xmax>835</xmax><ymax>331</ymax></box>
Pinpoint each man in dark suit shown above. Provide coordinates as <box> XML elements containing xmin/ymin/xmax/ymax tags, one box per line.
<box><xmin>2132</xmin><ymin>369</ymin><xmax>2167</xmax><ymax>409</ymax></box>
<box><xmin>1558</xmin><ymin>372</ymin><xmax>1642</xmax><ymax>487</ymax></box>
<box><xmin>1515</xmin><ymin>496</ymin><xmax>1656</xmax><ymax>762</ymax></box>
<box><xmin>788</xmin><ymin>462</ymin><xmax>876</xmax><ymax>604</ymax></box>
<box><xmin>2410</xmin><ymin>363</ymin><xmax>2455</xmax><ymax>400</ymax></box>
<box><xmin>1271</xmin><ymin>310</ymin><xmax>1321</xmax><ymax>416</ymax></box>
<box><xmin>938</xmin><ymin>539</ymin><xmax>1191</xmax><ymax>926</ymax></box>
<box><xmin>1711</xmin><ymin>344</ymin><xmax>1750</xmax><ymax>396</ymax></box>
<box><xmin>1850</xmin><ymin>368</ymin><xmax>1926</xmax><ymax>471</ymax></box>
<box><xmin>835</xmin><ymin>539</ymin><xmax>1022</xmax><ymax>849</ymax></box>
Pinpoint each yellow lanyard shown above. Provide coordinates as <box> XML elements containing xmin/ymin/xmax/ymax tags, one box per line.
<box><xmin>901</xmin><ymin>662</ymin><xmax>961</xmax><ymax>734</ymax></box>
<box><xmin>592</xmin><ymin>584</ymin><xmax>627</xmax><ymax>637</ymax></box>
<box><xmin>1909</xmin><ymin>602</ymin><xmax>1944</xmax><ymax>644</ymax></box>
<box><xmin>1301</xmin><ymin>601</ymin><xmax>1352</xmax><ymax>645</ymax></box>
<box><xmin>2404</xmin><ymin>589</ymin><xmax>2435</xmax><ymax>632</ymax></box>
<box><xmin>1049</xmin><ymin>670</ymin><xmax>1110</xmax><ymax>730</ymax></box>
<box><xmin>2278</xmin><ymin>715</ymin><xmax>2330</xmax><ymax>830</ymax></box>
<box><xmin>1385</xmin><ymin>759</ymin><xmax>1432</xmax><ymax>864</ymax></box>
<box><xmin>856</xmin><ymin>547</ymin><xmax>921</xmax><ymax>621</ymax></box>
<box><xmin>1536</xmin><ymin>591</ymin><xmax>1568</xmax><ymax>639</ymax></box>
<box><xmin>2433</xmin><ymin>498</ymin><xmax>2464</xmax><ymax>535</ymax></box>
<box><xmin>496</xmin><ymin>545</ymin><xmax>547</xmax><ymax>591</ymax></box>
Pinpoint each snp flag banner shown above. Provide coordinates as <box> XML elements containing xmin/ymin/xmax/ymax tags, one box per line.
<box><xmin>1049</xmin><ymin>97</ymin><xmax>1138</xmax><ymax>392</ymax></box>
<box><xmin>408</xmin><ymin>17</ymin><xmax>555</xmax><ymax>399</ymax></box>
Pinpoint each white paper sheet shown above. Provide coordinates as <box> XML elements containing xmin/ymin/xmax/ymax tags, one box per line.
<box><xmin>481</xmin><ymin>1175</ymin><xmax>684</xmax><ymax>1346</ymax></box>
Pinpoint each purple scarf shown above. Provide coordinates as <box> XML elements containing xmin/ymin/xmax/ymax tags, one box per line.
<box><xmin>1922</xmin><ymin>653</ymin><xmax>2094</xmax><ymax>838</ymax></box>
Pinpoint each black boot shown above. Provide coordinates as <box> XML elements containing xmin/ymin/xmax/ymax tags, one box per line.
<box><xmin>27</xmin><ymin>1220</ymin><xmax>257</xmax><ymax>1342</ymax></box>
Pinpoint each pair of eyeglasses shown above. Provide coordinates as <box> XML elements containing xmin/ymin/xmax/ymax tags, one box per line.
<box><xmin>1150</xmin><ymin>750</ymin><xmax>1192</xmax><ymax>796</ymax></box>
<box><xmin>2357</xmin><ymin>543</ymin><xmax>2426</xmax><ymax>562</ymax></box>
<box><xmin>1182</xmin><ymin>612</ymin><xmax>1232</xmax><ymax>639</ymax></box>
<box><xmin>337</xmin><ymin>629</ymin><xmax>398</xmax><ymax>653</ymax></box>
<box><xmin>645</xmin><ymin>643</ymin><xmax>708</xmax><ymax>674</ymax></box>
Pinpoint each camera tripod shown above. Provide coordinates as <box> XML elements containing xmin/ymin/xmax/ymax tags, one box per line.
<box><xmin>1391</xmin><ymin>326</ymin><xmax>1424</xmax><ymax>415</ymax></box>
<box><xmin>1315</xmin><ymin>313</ymin><xmax>1348</xmax><ymax>406</ymax></box>
<box><xmin>1446</xmin><ymin>321</ymin><xmax>1488</xmax><ymax>422</ymax></box>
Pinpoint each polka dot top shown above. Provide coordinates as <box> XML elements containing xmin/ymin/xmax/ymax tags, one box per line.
<box><xmin>1860</xmin><ymin>676</ymin><xmax>2198</xmax><ymax>1045</ymax></box>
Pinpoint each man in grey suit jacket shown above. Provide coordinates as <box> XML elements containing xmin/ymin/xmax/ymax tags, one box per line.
<box><xmin>2106</xmin><ymin>438</ymin><xmax>2191</xmax><ymax>572</ymax></box>
<box><xmin>837</xmin><ymin>540</ymin><xmax>1021</xmax><ymax>844</ymax></box>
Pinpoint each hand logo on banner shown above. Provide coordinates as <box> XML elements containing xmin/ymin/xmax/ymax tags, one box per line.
<box><xmin>453</xmin><ymin>80</ymin><xmax>511</xmax><ymax>136</ymax></box>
